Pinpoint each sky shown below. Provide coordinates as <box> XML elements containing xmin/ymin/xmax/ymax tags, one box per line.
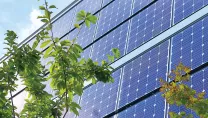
<box><xmin>0</xmin><ymin>0</ymin><xmax>74</xmax><ymax>57</ymax></box>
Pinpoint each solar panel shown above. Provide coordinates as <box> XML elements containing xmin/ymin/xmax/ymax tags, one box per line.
<box><xmin>52</xmin><ymin>7</ymin><xmax>77</xmax><ymax>38</ymax></box>
<box><xmin>102</xmin><ymin>0</ymin><xmax>114</xmax><ymax>6</ymax></box>
<box><xmin>91</xmin><ymin>22</ymin><xmax>129</xmax><ymax>63</ymax></box>
<box><xmin>118</xmin><ymin>41</ymin><xmax>169</xmax><ymax>108</ymax></box>
<box><xmin>74</xmin><ymin>0</ymin><xmax>102</xmax><ymax>14</ymax></box>
<box><xmin>171</xmin><ymin>16</ymin><xmax>208</xmax><ymax>70</ymax></box>
<box><xmin>77</xmin><ymin>69</ymin><xmax>122</xmax><ymax>118</ymax></box>
<box><xmin>95</xmin><ymin>0</ymin><xmax>133</xmax><ymax>38</ymax></box>
<box><xmin>132</xmin><ymin>0</ymin><xmax>152</xmax><ymax>14</ymax></box>
<box><xmin>127</xmin><ymin>0</ymin><xmax>172</xmax><ymax>53</ymax></box>
<box><xmin>174</xmin><ymin>0</ymin><xmax>208</xmax><ymax>24</ymax></box>
<box><xmin>117</xmin><ymin>93</ymin><xmax>165</xmax><ymax>118</ymax></box>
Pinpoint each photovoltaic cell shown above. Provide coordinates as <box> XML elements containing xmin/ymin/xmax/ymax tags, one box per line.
<box><xmin>171</xmin><ymin>16</ymin><xmax>208</xmax><ymax>70</ymax></box>
<box><xmin>174</xmin><ymin>0</ymin><xmax>208</xmax><ymax>24</ymax></box>
<box><xmin>95</xmin><ymin>0</ymin><xmax>133</xmax><ymax>38</ymax></box>
<box><xmin>74</xmin><ymin>0</ymin><xmax>102</xmax><ymax>14</ymax></box>
<box><xmin>117</xmin><ymin>93</ymin><xmax>165</xmax><ymax>118</ymax></box>
<box><xmin>52</xmin><ymin>7</ymin><xmax>77</xmax><ymax>38</ymax></box>
<box><xmin>168</xmin><ymin>67</ymin><xmax>208</xmax><ymax>118</ymax></box>
<box><xmin>127</xmin><ymin>0</ymin><xmax>172</xmax><ymax>53</ymax></box>
<box><xmin>118</xmin><ymin>41</ymin><xmax>169</xmax><ymax>108</ymax></box>
<box><xmin>77</xmin><ymin>69</ymin><xmax>122</xmax><ymax>118</ymax></box>
<box><xmin>91</xmin><ymin>22</ymin><xmax>129</xmax><ymax>63</ymax></box>
<box><xmin>132</xmin><ymin>0</ymin><xmax>152</xmax><ymax>14</ymax></box>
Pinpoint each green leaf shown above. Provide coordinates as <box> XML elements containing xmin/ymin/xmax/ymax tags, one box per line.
<box><xmin>73</xmin><ymin>44</ymin><xmax>83</xmax><ymax>52</ymax></box>
<box><xmin>88</xmin><ymin>15</ymin><xmax>97</xmax><ymax>24</ymax></box>
<box><xmin>70</xmin><ymin>102</ymin><xmax>81</xmax><ymax>109</ymax></box>
<box><xmin>107</xmin><ymin>55</ymin><xmax>114</xmax><ymax>62</ymax></box>
<box><xmin>41</xmin><ymin>19</ymin><xmax>49</xmax><ymax>23</ymax></box>
<box><xmin>112</xmin><ymin>48</ymin><xmax>120</xmax><ymax>59</ymax></box>
<box><xmin>85</xmin><ymin>20</ymin><xmax>90</xmax><ymax>28</ymax></box>
<box><xmin>32</xmin><ymin>40</ymin><xmax>39</xmax><ymax>49</ymax></box>
<box><xmin>45</xmin><ymin>10</ymin><xmax>50</xmax><ymax>19</ymax></box>
<box><xmin>44</xmin><ymin>46</ymin><xmax>53</xmax><ymax>58</ymax></box>
<box><xmin>60</xmin><ymin>40</ymin><xmax>71</xmax><ymax>46</ymax></box>
<box><xmin>54</xmin><ymin>38</ymin><xmax>59</xmax><ymax>43</ymax></box>
<box><xmin>74</xmin><ymin>85</ymin><xmax>83</xmax><ymax>96</ymax></box>
<box><xmin>39</xmin><ymin>6</ymin><xmax>45</xmax><ymax>10</ymax></box>
<box><xmin>49</xmin><ymin>5</ymin><xmax>57</xmax><ymax>9</ymax></box>
<box><xmin>74</xmin><ymin>24</ymin><xmax>80</xmax><ymax>29</ymax></box>
<box><xmin>40</xmin><ymin>40</ymin><xmax>51</xmax><ymax>48</ymax></box>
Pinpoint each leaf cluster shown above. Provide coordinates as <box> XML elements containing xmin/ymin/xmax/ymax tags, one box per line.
<box><xmin>160</xmin><ymin>63</ymin><xmax>208</xmax><ymax>118</ymax></box>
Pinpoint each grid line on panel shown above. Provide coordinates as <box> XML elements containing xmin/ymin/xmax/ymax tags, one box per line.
<box><xmin>88</xmin><ymin>0</ymin><xmax>106</xmax><ymax>59</ymax></box>
<box><xmin>123</xmin><ymin>0</ymin><xmax>136</xmax><ymax>55</ymax></box>
<box><xmin>165</xmin><ymin>0</ymin><xmax>175</xmax><ymax>117</ymax></box>
<box><xmin>82</xmin><ymin>0</ymin><xmax>158</xmax><ymax>51</ymax></box>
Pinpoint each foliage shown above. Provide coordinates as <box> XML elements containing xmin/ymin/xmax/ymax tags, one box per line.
<box><xmin>0</xmin><ymin>0</ymin><xmax>120</xmax><ymax>118</ymax></box>
<box><xmin>160</xmin><ymin>63</ymin><xmax>208</xmax><ymax>118</ymax></box>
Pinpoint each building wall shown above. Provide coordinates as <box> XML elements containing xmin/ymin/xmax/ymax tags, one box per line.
<box><xmin>6</xmin><ymin>0</ymin><xmax>208</xmax><ymax>117</ymax></box>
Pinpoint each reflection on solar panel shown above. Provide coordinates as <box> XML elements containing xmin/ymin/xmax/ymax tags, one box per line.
<box><xmin>77</xmin><ymin>69</ymin><xmax>122</xmax><ymax>118</ymax></box>
<box><xmin>118</xmin><ymin>41</ymin><xmax>169</xmax><ymax>108</ymax></box>
<box><xmin>171</xmin><ymin>17</ymin><xmax>208</xmax><ymax>69</ymax></box>
<box><xmin>117</xmin><ymin>93</ymin><xmax>165</xmax><ymax>118</ymax></box>
<box><xmin>91</xmin><ymin>22</ymin><xmax>129</xmax><ymax>63</ymax></box>
<box><xmin>95</xmin><ymin>0</ymin><xmax>133</xmax><ymax>38</ymax></box>
<box><xmin>174</xmin><ymin>0</ymin><xmax>208</xmax><ymax>24</ymax></box>
<box><xmin>127</xmin><ymin>0</ymin><xmax>172</xmax><ymax>53</ymax></box>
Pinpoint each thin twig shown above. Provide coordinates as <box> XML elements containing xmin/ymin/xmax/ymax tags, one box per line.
<box><xmin>9</xmin><ymin>90</ymin><xmax>15</xmax><ymax>118</ymax></box>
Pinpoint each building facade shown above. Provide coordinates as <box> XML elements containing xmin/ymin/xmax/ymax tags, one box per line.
<box><xmin>4</xmin><ymin>0</ymin><xmax>208</xmax><ymax>117</ymax></box>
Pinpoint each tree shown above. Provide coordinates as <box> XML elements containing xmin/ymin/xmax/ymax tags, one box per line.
<box><xmin>0</xmin><ymin>0</ymin><xmax>120</xmax><ymax>117</ymax></box>
<box><xmin>160</xmin><ymin>63</ymin><xmax>208</xmax><ymax>118</ymax></box>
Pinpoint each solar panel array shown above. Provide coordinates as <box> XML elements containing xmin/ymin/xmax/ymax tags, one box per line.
<box><xmin>78</xmin><ymin>69</ymin><xmax>122</xmax><ymax>118</ymax></box>
<box><xmin>9</xmin><ymin>0</ymin><xmax>208</xmax><ymax>117</ymax></box>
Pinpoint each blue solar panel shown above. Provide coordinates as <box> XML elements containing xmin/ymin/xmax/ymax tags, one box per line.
<box><xmin>171</xmin><ymin>16</ymin><xmax>208</xmax><ymax>70</ymax></box>
<box><xmin>117</xmin><ymin>93</ymin><xmax>165</xmax><ymax>118</ymax></box>
<box><xmin>132</xmin><ymin>0</ymin><xmax>152</xmax><ymax>14</ymax></box>
<box><xmin>95</xmin><ymin>0</ymin><xmax>133</xmax><ymax>38</ymax></box>
<box><xmin>127</xmin><ymin>0</ymin><xmax>172</xmax><ymax>53</ymax></box>
<box><xmin>168</xmin><ymin>67</ymin><xmax>208</xmax><ymax>118</ymax></box>
<box><xmin>102</xmin><ymin>0</ymin><xmax>113</xmax><ymax>6</ymax></box>
<box><xmin>91</xmin><ymin>22</ymin><xmax>129</xmax><ymax>63</ymax></box>
<box><xmin>74</xmin><ymin>0</ymin><xmax>102</xmax><ymax>14</ymax></box>
<box><xmin>77</xmin><ymin>69</ymin><xmax>122</xmax><ymax>118</ymax></box>
<box><xmin>52</xmin><ymin>8</ymin><xmax>77</xmax><ymax>38</ymax></box>
<box><xmin>118</xmin><ymin>41</ymin><xmax>169</xmax><ymax>108</ymax></box>
<box><xmin>174</xmin><ymin>0</ymin><xmax>208</xmax><ymax>24</ymax></box>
